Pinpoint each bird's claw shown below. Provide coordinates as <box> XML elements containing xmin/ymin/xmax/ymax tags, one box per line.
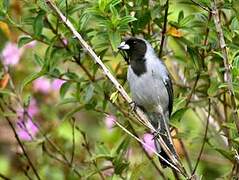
<box><xmin>152</xmin><ymin>130</ymin><xmax>167</xmax><ymax>140</ymax></box>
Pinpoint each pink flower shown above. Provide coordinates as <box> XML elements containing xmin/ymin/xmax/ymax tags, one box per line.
<box><xmin>62</xmin><ymin>38</ymin><xmax>68</xmax><ymax>46</ymax></box>
<box><xmin>17</xmin><ymin>98</ymin><xmax>39</xmax><ymax>118</ymax></box>
<box><xmin>17</xmin><ymin>119</ymin><xmax>39</xmax><ymax>141</ymax></box>
<box><xmin>105</xmin><ymin>115</ymin><xmax>116</xmax><ymax>129</ymax></box>
<box><xmin>52</xmin><ymin>79</ymin><xmax>65</xmax><ymax>90</ymax></box>
<box><xmin>1</xmin><ymin>42</ymin><xmax>23</xmax><ymax>66</ymax></box>
<box><xmin>33</xmin><ymin>77</ymin><xmax>51</xmax><ymax>93</ymax></box>
<box><xmin>142</xmin><ymin>133</ymin><xmax>156</xmax><ymax>156</ymax></box>
<box><xmin>102</xmin><ymin>161</ymin><xmax>114</xmax><ymax>176</ymax></box>
<box><xmin>28</xmin><ymin>98</ymin><xmax>39</xmax><ymax>117</ymax></box>
<box><xmin>24</xmin><ymin>40</ymin><xmax>37</xmax><ymax>49</ymax></box>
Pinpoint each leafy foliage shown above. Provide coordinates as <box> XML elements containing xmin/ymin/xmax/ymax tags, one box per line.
<box><xmin>0</xmin><ymin>0</ymin><xmax>239</xmax><ymax>179</ymax></box>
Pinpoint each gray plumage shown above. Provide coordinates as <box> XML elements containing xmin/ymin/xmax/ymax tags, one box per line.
<box><xmin>118</xmin><ymin>37</ymin><xmax>175</xmax><ymax>167</ymax></box>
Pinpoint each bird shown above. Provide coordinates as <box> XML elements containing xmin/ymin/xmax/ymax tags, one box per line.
<box><xmin>118</xmin><ymin>37</ymin><xmax>176</xmax><ymax>167</ymax></box>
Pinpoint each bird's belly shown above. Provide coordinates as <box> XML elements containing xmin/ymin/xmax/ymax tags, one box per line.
<box><xmin>127</xmin><ymin>69</ymin><xmax>168</xmax><ymax>112</ymax></box>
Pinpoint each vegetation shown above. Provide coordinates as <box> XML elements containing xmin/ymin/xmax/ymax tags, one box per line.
<box><xmin>0</xmin><ymin>0</ymin><xmax>239</xmax><ymax>179</ymax></box>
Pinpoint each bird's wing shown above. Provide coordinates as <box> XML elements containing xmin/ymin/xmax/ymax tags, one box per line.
<box><xmin>163</xmin><ymin>76</ymin><xmax>173</xmax><ymax>117</ymax></box>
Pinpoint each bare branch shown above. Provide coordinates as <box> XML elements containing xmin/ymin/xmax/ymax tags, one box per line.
<box><xmin>192</xmin><ymin>98</ymin><xmax>211</xmax><ymax>174</ymax></box>
<box><xmin>159</xmin><ymin>0</ymin><xmax>169</xmax><ymax>57</ymax></box>
<box><xmin>211</xmin><ymin>1</ymin><xmax>239</xmax><ymax>132</ymax></box>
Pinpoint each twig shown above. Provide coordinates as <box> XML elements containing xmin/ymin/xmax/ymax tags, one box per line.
<box><xmin>190</xmin><ymin>0</ymin><xmax>211</xmax><ymax>12</ymax></box>
<box><xmin>175</xmin><ymin>128</ymin><xmax>193</xmax><ymax>173</ymax></box>
<box><xmin>0</xmin><ymin>173</ymin><xmax>10</xmax><ymax>180</ymax></box>
<box><xmin>192</xmin><ymin>98</ymin><xmax>211</xmax><ymax>174</ymax></box>
<box><xmin>70</xmin><ymin>117</ymin><xmax>76</xmax><ymax>165</ymax></box>
<box><xmin>45</xmin><ymin>0</ymin><xmax>188</xmax><ymax>177</ymax></box>
<box><xmin>211</xmin><ymin>1</ymin><xmax>239</xmax><ymax>132</ymax></box>
<box><xmin>80</xmin><ymin>131</ymin><xmax>106</xmax><ymax>180</ymax></box>
<box><xmin>0</xmin><ymin>104</ymin><xmax>41</xmax><ymax>180</ymax></box>
<box><xmin>159</xmin><ymin>0</ymin><xmax>169</xmax><ymax>57</ymax></box>
<box><xmin>185</xmin><ymin>73</ymin><xmax>200</xmax><ymax>107</ymax></box>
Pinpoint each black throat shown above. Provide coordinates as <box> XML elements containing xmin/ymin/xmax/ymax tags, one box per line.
<box><xmin>130</xmin><ymin>57</ymin><xmax>147</xmax><ymax>76</ymax></box>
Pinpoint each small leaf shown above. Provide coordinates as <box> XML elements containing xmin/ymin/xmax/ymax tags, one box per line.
<box><xmin>167</xmin><ymin>27</ymin><xmax>183</xmax><ymax>37</ymax></box>
<box><xmin>0</xmin><ymin>73</ymin><xmax>9</xmax><ymax>89</ymax></box>
<box><xmin>33</xmin><ymin>10</ymin><xmax>45</xmax><ymax>37</ymax></box>
<box><xmin>0</xmin><ymin>21</ymin><xmax>10</xmax><ymax>37</ymax></box>
<box><xmin>84</xmin><ymin>84</ymin><xmax>94</xmax><ymax>103</ymax></box>
<box><xmin>34</xmin><ymin>54</ymin><xmax>44</xmax><ymax>66</ymax></box>
<box><xmin>18</xmin><ymin>36</ymin><xmax>33</xmax><ymax>48</ymax></box>
<box><xmin>171</xmin><ymin>108</ymin><xmax>188</xmax><ymax>122</ymax></box>
<box><xmin>60</xmin><ymin>82</ymin><xmax>72</xmax><ymax>98</ymax></box>
<box><xmin>109</xmin><ymin>31</ymin><xmax>121</xmax><ymax>52</ymax></box>
<box><xmin>19</xmin><ymin>71</ymin><xmax>45</xmax><ymax>93</ymax></box>
<box><xmin>178</xmin><ymin>10</ymin><xmax>184</xmax><ymax>23</ymax></box>
<box><xmin>110</xmin><ymin>91</ymin><xmax>118</xmax><ymax>103</ymax></box>
<box><xmin>207</xmin><ymin>78</ymin><xmax>219</xmax><ymax>96</ymax></box>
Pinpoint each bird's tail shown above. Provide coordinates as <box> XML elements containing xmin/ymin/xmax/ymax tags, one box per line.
<box><xmin>147</xmin><ymin>112</ymin><xmax>177</xmax><ymax>168</ymax></box>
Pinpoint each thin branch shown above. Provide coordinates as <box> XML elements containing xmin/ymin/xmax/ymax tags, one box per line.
<box><xmin>175</xmin><ymin>128</ymin><xmax>193</xmax><ymax>173</ymax></box>
<box><xmin>159</xmin><ymin>0</ymin><xmax>169</xmax><ymax>57</ymax></box>
<box><xmin>211</xmin><ymin>1</ymin><xmax>239</xmax><ymax>132</ymax></box>
<box><xmin>190</xmin><ymin>0</ymin><xmax>211</xmax><ymax>12</ymax></box>
<box><xmin>80</xmin><ymin>131</ymin><xmax>106</xmax><ymax>180</ymax></box>
<box><xmin>70</xmin><ymin>117</ymin><xmax>76</xmax><ymax>165</ymax></box>
<box><xmin>192</xmin><ymin>98</ymin><xmax>211</xmax><ymax>174</ymax></box>
<box><xmin>0</xmin><ymin>173</ymin><xmax>10</xmax><ymax>180</ymax></box>
<box><xmin>185</xmin><ymin>73</ymin><xmax>200</xmax><ymax>107</ymax></box>
<box><xmin>45</xmin><ymin>1</ymin><xmax>189</xmax><ymax>177</ymax></box>
<box><xmin>0</xmin><ymin>104</ymin><xmax>41</xmax><ymax>180</ymax></box>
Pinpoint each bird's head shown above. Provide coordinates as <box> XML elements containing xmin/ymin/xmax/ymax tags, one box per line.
<box><xmin>118</xmin><ymin>37</ymin><xmax>147</xmax><ymax>64</ymax></box>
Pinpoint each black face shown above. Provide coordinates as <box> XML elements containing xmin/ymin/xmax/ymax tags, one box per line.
<box><xmin>118</xmin><ymin>37</ymin><xmax>147</xmax><ymax>76</ymax></box>
<box><xmin>118</xmin><ymin>37</ymin><xmax>147</xmax><ymax>63</ymax></box>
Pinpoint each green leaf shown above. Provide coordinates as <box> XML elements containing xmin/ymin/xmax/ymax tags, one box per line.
<box><xmin>214</xmin><ymin>148</ymin><xmax>234</xmax><ymax>161</ymax></box>
<box><xmin>178</xmin><ymin>10</ymin><xmax>184</xmax><ymax>23</ymax></box>
<box><xmin>84</xmin><ymin>84</ymin><xmax>94</xmax><ymax>103</ymax></box>
<box><xmin>171</xmin><ymin>108</ymin><xmax>188</xmax><ymax>123</ymax></box>
<box><xmin>207</xmin><ymin>78</ymin><xmax>219</xmax><ymax>96</ymax></box>
<box><xmin>119</xmin><ymin>16</ymin><xmax>137</xmax><ymax>26</ymax></box>
<box><xmin>34</xmin><ymin>54</ymin><xmax>44</xmax><ymax>66</ymax></box>
<box><xmin>60</xmin><ymin>82</ymin><xmax>72</xmax><ymax>98</ymax></box>
<box><xmin>2</xmin><ymin>0</ymin><xmax>9</xmax><ymax>13</ymax></box>
<box><xmin>19</xmin><ymin>71</ymin><xmax>45</xmax><ymax>93</ymax></box>
<box><xmin>18</xmin><ymin>36</ymin><xmax>33</xmax><ymax>48</ymax></box>
<box><xmin>110</xmin><ymin>91</ymin><xmax>119</xmax><ymax>103</ymax></box>
<box><xmin>109</xmin><ymin>31</ymin><xmax>121</xmax><ymax>52</ymax></box>
<box><xmin>33</xmin><ymin>10</ymin><xmax>45</xmax><ymax>37</ymax></box>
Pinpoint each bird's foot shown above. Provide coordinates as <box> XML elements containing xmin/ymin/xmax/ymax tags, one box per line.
<box><xmin>152</xmin><ymin>130</ymin><xmax>167</xmax><ymax>140</ymax></box>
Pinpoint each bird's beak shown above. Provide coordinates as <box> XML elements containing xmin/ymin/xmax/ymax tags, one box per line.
<box><xmin>118</xmin><ymin>41</ymin><xmax>130</xmax><ymax>50</ymax></box>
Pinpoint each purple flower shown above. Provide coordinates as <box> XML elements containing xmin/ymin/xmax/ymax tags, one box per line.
<box><xmin>62</xmin><ymin>38</ymin><xmax>68</xmax><ymax>46</ymax></box>
<box><xmin>17</xmin><ymin>119</ymin><xmax>39</xmax><ymax>141</ymax></box>
<box><xmin>1</xmin><ymin>42</ymin><xmax>23</xmax><ymax>66</ymax></box>
<box><xmin>24</xmin><ymin>40</ymin><xmax>37</xmax><ymax>49</ymax></box>
<box><xmin>52</xmin><ymin>79</ymin><xmax>66</xmax><ymax>91</ymax></box>
<box><xmin>33</xmin><ymin>77</ymin><xmax>51</xmax><ymax>93</ymax></box>
<box><xmin>142</xmin><ymin>133</ymin><xmax>156</xmax><ymax>156</ymax></box>
<box><xmin>105</xmin><ymin>115</ymin><xmax>116</xmax><ymax>129</ymax></box>
<box><xmin>17</xmin><ymin>98</ymin><xmax>39</xmax><ymax>118</ymax></box>
<box><xmin>28</xmin><ymin>98</ymin><xmax>39</xmax><ymax>117</ymax></box>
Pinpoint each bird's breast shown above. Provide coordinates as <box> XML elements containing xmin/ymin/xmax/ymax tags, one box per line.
<box><xmin>127</xmin><ymin>65</ymin><xmax>169</xmax><ymax>113</ymax></box>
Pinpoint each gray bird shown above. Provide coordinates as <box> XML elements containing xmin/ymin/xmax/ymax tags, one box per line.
<box><xmin>118</xmin><ymin>37</ymin><xmax>175</xmax><ymax>167</ymax></box>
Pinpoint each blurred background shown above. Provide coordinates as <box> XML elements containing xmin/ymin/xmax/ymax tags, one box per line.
<box><xmin>0</xmin><ymin>0</ymin><xmax>239</xmax><ymax>179</ymax></box>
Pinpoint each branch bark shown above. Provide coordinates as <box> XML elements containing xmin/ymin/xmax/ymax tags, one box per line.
<box><xmin>211</xmin><ymin>1</ymin><xmax>239</xmax><ymax>132</ymax></box>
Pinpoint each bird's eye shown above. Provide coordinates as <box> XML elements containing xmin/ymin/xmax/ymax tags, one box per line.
<box><xmin>133</xmin><ymin>41</ymin><xmax>137</xmax><ymax>44</ymax></box>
